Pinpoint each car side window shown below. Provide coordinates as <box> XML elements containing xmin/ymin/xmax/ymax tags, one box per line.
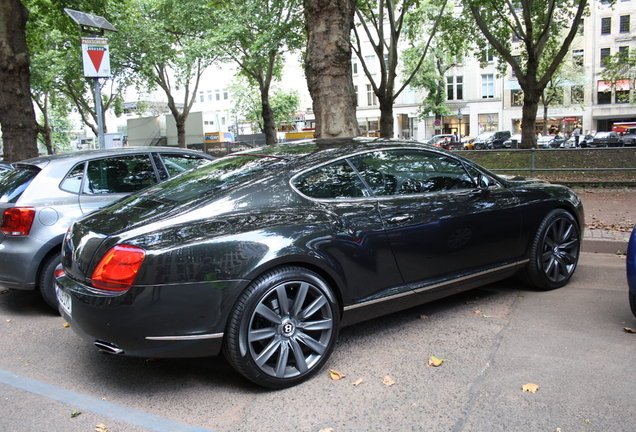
<box><xmin>159</xmin><ymin>153</ymin><xmax>211</xmax><ymax>177</ymax></box>
<box><xmin>293</xmin><ymin>160</ymin><xmax>367</xmax><ymax>199</ymax></box>
<box><xmin>60</xmin><ymin>163</ymin><xmax>85</xmax><ymax>194</ymax></box>
<box><xmin>84</xmin><ymin>154</ymin><xmax>157</xmax><ymax>194</ymax></box>
<box><xmin>349</xmin><ymin>149</ymin><xmax>475</xmax><ymax>196</ymax></box>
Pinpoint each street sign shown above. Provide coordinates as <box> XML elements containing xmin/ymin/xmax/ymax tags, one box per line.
<box><xmin>81</xmin><ymin>37</ymin><xmax>111</xmax><ymax>77</ymax></box>
<box><xmin>434</xmin><ymin>119</ymin><xmax>441</xmax><ymax>126</ymax></box>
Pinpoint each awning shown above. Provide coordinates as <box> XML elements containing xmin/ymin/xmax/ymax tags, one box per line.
<box><xmin>597</xmin><ymin>80</ymin><xmax>612</xmax><ymax>92</ymax></box>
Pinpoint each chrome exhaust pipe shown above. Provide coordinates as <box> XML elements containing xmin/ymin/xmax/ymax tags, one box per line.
<box><xmin>94</xmin><ymin>340</ymin><xmax>124</xmax><ymax>355</ymax></box>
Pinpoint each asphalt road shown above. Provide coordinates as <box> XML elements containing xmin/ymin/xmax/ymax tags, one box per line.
<box><xmin>1</xmin><ymin>252</ymin><xmax>634</xmax><ymax>432</ymax></box>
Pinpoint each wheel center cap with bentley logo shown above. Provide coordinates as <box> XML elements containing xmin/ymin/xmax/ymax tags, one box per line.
<box><xmin>281</xmin><ymin>319</ymin><xmax>296</xmax><ymax>337</ymax></box>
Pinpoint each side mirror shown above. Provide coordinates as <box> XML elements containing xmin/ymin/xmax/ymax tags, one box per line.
<box><xmin>477</xmin><ymin>174</ymin><xmax>490</xmax><ymax>190</ymax></box>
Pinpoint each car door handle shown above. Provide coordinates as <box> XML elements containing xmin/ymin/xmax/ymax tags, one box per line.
<box><xmin>387</xmin><ymin>213</ymin><xmax>414</xmax><ymax>224</ymax></box>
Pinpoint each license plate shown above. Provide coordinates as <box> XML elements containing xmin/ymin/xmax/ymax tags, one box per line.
<box><xmin>56</xmin><ymin>285</ymin><xmax>72</xmax><ymax>317</ymax></box>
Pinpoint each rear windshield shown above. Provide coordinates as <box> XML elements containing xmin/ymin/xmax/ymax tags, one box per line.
<box><xmin>129</xmin><ymin>154</ymin><xmax>286</xmax><ymax>204</ymax></box>
<box><xmin>0</xmin><ymin>166</ymin><xmax>39</xmax><ymax>203</ymax></box>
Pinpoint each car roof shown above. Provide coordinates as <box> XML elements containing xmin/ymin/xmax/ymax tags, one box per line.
<box><xmin>14</xmin><ymin>146</ymin><xmax>212</xmax><ymax>168</ymax></box>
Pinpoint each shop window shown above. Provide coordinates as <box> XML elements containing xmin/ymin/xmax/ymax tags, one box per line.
<box><xmin>511</xmin><ymin>89</ymin><xmax>523</xmax><ymax>106</ymax></box>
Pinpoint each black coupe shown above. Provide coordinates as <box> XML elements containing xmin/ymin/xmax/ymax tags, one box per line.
<box><xmin>56</xmin><ymin>138</ymin><xmax>584</xmax><ymax>388</ymax></box>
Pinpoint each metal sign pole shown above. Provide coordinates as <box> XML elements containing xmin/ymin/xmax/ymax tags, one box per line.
<box><xmin>94</xmin><ymin>77</ymin><xmax>105</xmax><ymax>149</ymax></box>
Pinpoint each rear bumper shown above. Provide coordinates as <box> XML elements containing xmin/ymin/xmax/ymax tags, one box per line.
<box><xmin>56</xmin><ymin>274</ymin><xmax>249</xmax><ymax>358</ymax></box>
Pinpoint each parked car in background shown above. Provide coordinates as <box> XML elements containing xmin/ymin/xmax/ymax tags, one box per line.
<box><xmin>537</xmin><ymin>135</ymin><xmax>565</xmax><ymax>148</ymax></box>
<box><xmin>427</xmin><ymin>134</ymin><xmax>462</xmax><ymax>151</ymax></box>
<box><xmin>472</xmin><ymin>131</ymin><xmax>511</xmax><ymax>150</ymax></box>
<box><xmin>589</xmin><ymin>131</ymin><xmax>623</xmax><ymax>147</ymax></box>
<box><xmin>622</xmin><ymin>127</ymin><xmax>636</xmax><ymax>147</ymax></box>
<box><xmin>503</xmin><ymin>134</ymin><xmax>522</xmax><ymax>148</ymax></box>
<box><xmin>56</xmin><ymin>138</ymin><xmax>584</xmax><ymax>389</ymax></box>
<box><xmin>0</xmin><ymin>147</ymin><xmax>215</xmax><ymax>310</ymax></box>
<box><xmin>562</xmin><ymin>134</ymin><xmax>594</xmax><ymax>148</ymax></box>
<box><xmin>627</xmin><ymin>226</ymin><xmax>636</xmax><ymax>318</ymax></box>
<box><xmin>461</xmin><ymin>136</ymin><xmax>475</xmax><ymax>150</ymax></box>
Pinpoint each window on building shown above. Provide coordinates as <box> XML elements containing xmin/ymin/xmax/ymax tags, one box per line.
<box><xmin>221</xmin><ymin>117</ymin><xmax>226</xmax><ymax>125</ymax></box>
<box><xmin>403</xmin><ymin>85</ymin><xmax>416</xmax><ymax>104</ymax></box>
<box><xmin>511</xmin><ymin>56</ymin><xmax>522</xmax><ymax>77</ymax></box>
<box><xmin>619</xmin><ymin>46</ymin><xmax>630</xmax><ymax>60</ymax></box>
<box><xmin>199</xmin><ymin>91</ymin><xmax>204</xmax><ymax>102</ymax></box>
<box><xmin>620</xmin><ymin>15</ymin><xmax>631</xmax><ymax>33</ymax></box>
<box><xmin>207</xmin><ymin>90</ymin><xmax>212</xmax><ymax>101</ymax></box>
<box><xmin>364</xmin><ymin>56</ymin><xmax>376</xmax><ymax>74</ymax></box>
<box><xmin>600</xmin><ymin>48</ymin><xmax>611</xmax><ymax>66</ymax></box>
<box><xmin>215</xmin><ymin>89</ymin><xmax>220</xmax><ymax>101</ymax></box>
<box><xmin>571</xmin><ymin>85</ymin><xmax>584</xmax><ymax>104</ymax></box>
<box><xmin>446</xmin><ymin>76</ymin><xmax>464</xmax><ymax>100</ymax></box>
<box><xmin>616</xmin><ymin>80</ymin><xmax>631</xmax><ymax>104</ymax></box>
<box><xmin>456</xmin><ymin>76</ymin><xmax>463</xmax><ymax>100</ymax></box>
<box><xmin>223</xmin><ymin>89</ymin><xmax>229</xmax><ymax>100</ymax></box>
<box><xmin>383</xmin><ymin>54</ymin><xmax>389</xmax><ymax>71</ymax></box>
<box><xmin>352</xmin><ymin>58</ymin><xmax>358</xmax><ymax>75</ymax></box>
<box><xmin>511</xmin><ymin>89</ymin><xmax>523</xmax><ymax>106</ymax></box>
<box><xmin>366</xmin><ymin>84</ymin><xmax>377</xmax><ymax>106</ymax></box>
<box><xmin>573</xmin><ymin>50</ymin><xmax>584</xmax><ymax>68</ymax></box>
<box><xmin>597</xmin><ymin>80</ymin><xmax>612</xmax><ymax>104</ymax></box>
<box><xmin>482</xmin><ymin>74</ymin><xmax>494</xmax><ymax>98</ymax></box>
<box><xmin>578</xmin><ymin>18</ymin><xmax>584</xmax><ymax>35</ymax></box>
<box><xmin>601</xmin><ymin>17</ymin><xmax>611</xmax><ymax>35</ymax></box>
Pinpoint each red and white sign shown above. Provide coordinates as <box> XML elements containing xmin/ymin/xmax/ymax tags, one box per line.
<box><xmin>81</xmin><ymin>37</ymin><xmax>110</xmax><ymax>77</ymax></box>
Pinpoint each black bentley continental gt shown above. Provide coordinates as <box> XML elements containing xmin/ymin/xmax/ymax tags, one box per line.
<box><xmin>56</xmin><ymin>138</ymin><xmax>584</xmax><ymax>388</ymax></box>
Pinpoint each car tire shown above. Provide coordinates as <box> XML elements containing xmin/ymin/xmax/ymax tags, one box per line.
<box><xmin>223</xmin><ymin>266</ymin><xmax>339</xmax><ymax>389</ymax></box>
<box><xmin>630</xmin><ymin>293</ymin><xmax>636</xmax><ymax>318</ymax></box>
<box><xmin>39</xmin><ymin>253</ymin><xmax>61</xmax><ymax>311</ymax></box>
<box><xmin>520</xmin><ymin>209</ymin><xmax>580</xmax><ymax>290</ymax></box>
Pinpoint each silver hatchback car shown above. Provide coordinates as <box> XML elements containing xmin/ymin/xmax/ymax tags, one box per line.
<box><xmin>0</xmin><ymin>146</ymin><xmax>214</xmax><ymax>310</ymax></box>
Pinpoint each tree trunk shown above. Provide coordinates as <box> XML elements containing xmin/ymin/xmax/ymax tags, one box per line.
<box><xmin>379</xmin><ymin>95</ymin><xmax>394</xmax><ymax>138</ymax></box>
<box><xmin>304</xmin><ymin>0</ymin><xmax>359</xmax><ymax>138</ymax></box>
<box><xmin>520</xmin><ymin>94</ymin><xmax>540</xmax><ymax>149</ymax></box>
<box><xmin>0</xmin><ymin>0</ymin><xmax>39</xmax><ymax>162</ymax></box>
<box><xmin>176</xmin><ymin>115</ymin><xmax>187</xmax><ymax>148</ymax></box>
<box><xmin>261</xmin><ymin>86</ymin><xmax>277</xmax><ymax>145</ymax></box>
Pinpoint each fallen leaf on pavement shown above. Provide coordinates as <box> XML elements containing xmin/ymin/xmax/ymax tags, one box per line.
<box><xmin>428</xmin><ymin>356</ymin><xmax>444</xmax><ymax>367</ymax></box>
<box><xmin>63</xmin><ymin>323</ymin><xmax>70</xmax><ymax>328</ymax></box>
<box><xmin>6</xmin><ymin>319</ymin><xmax>11</xmax><ymax>322</ymax></box>
<box><xmin>623</xmin><ymin>327</ymin><xmax>636</xmax><ymax>333</ymax></box>
<box><xmin>351</xmin><ymin>378</ymin><xmax>363</xmax><ymax>386</ymax></box>
<box><xmin>70</xmin><ymin>411</ymin><xmax>81</xmax><ymax>418</ymax></box>
<box><xmin>95</xmin><ymin>424</ymin><xmax>108</xmax><ymax>432</ymax></box>
<box><xmin>328</xmin><ymin>369</ymin><xmax>346</xmax><ymax>380</ymax></box>
<box><xmin>319</xmin><ymin>428</ymin><xmax>333</xmax><ymax>432</ymax></box>
<box><xmin>383</xmin><ymin>376</ymin><xmax>395</xmax><ymax>386</ymax></box>
<box><xmin>522</xmin><ymin>383</ymin><xmax>540</xmax><ymax>393</ymax></box>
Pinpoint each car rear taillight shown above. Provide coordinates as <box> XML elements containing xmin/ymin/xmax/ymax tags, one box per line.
<box><xmin>1</xmin><ymin>207</ymin><xmax>36</xmax><ymax>236</ymax></box>
<box><xmin>91</xmin><ymin>245</ymin><xmax>146</xmax><ymax>291</ymax></box>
